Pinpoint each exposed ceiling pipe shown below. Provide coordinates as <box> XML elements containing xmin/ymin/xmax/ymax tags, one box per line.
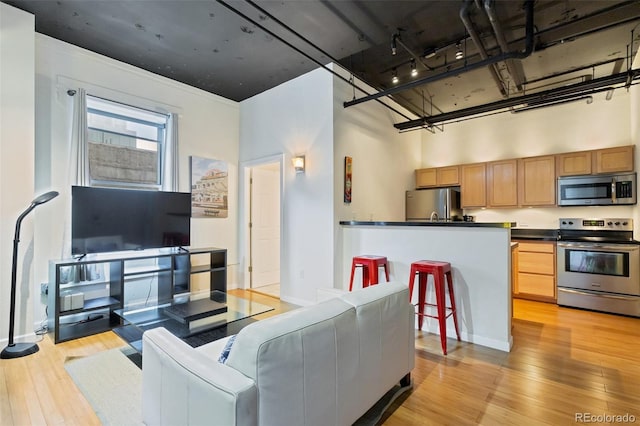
<box><xmin>460</xmin><ymin>0</ymin><xmax>508</xmax><ymax>97</ymax></box>
<box><xmin>484</xmin><ymin>0</ymin><xmax>524</xmax><ymax>91</ymax></box>
<box><xmin>343</xmin><ymin>0</ymin><xmax>534</xmax><ymax>108</ymax></box>
<box><xmin>393</xmin><ymin>70</ymin><xmax>639</xmax><ymax>130</ymax></box>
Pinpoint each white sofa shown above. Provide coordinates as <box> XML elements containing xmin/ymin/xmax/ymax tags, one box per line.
<box><xmin>141</xmin><ymin>281</ymin><xmax>415</xmax><ymax>426</ymax></box>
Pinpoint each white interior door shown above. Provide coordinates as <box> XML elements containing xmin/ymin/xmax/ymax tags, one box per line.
<box><xmin>250</xmin><ymin>163</ymin><xmax>280</xmax><ymax>289</ymax></box>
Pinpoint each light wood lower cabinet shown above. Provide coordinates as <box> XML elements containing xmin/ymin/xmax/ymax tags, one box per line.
<box><xmin>513</xmin><ymin>240</ymin><xmax>556</xmax><ymax>303</ymax></box>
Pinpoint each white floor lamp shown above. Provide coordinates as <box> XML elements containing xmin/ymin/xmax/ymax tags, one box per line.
<box><xmin>1</xmin><ymin>191</ymin><xmax>59</xmax><ymax>359</ymax></box>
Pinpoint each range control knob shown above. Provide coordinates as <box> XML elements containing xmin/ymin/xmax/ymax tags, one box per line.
<box><xmin>623</xmin><ymin>221</ymin><xmax>628</xmax><ymax>226</ymax></box>
<box><xmin>561</xmin><ymin>221</ymin><xmax>567</xmax><ymax>225</ymax></box>
<box><xmin>615</xmin><ymin>221</ymin><xmax>621</xmax><ymax>225</ymax></box>
<box><xmin>607</xmin><ymin>221</ymin><xmax>613</xmax><ymax>226</ymax></box>
<box><xmin>568</xmin><ymin>221</ymin><xmax>574</xmax><ymax>225</ymax></box>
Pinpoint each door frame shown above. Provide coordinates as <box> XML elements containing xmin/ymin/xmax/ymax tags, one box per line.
<box><xmin>239</xmin><ymin>154</ymin><xmax>285</xmax><ymax>291</ymax></box>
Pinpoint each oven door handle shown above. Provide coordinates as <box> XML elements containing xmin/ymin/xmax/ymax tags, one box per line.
<box><xmin>559</xmin><ymin>287</ymin><xmax>640</xmax><ymax>301</ymax></box>
<box><xmin>557</xmin><ymin>242</ymin><xmax>640</xmax><ymax>252</ymax></box>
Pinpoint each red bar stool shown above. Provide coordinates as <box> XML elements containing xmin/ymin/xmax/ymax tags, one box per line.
<box><xmin>348</xmin><ymin>255</ymin><xmax>390</xmax><ymax>291</ymax></box>
<box><xmin>408</xmin><ymin>260</ymin><xmax>460</xmax><ymax>355</ymax></box>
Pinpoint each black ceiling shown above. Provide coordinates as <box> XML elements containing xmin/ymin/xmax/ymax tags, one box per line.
<box><xmin>5</xmin><ymin>0</ymin><xmax>640</xmax><ymax>130</ymax></box>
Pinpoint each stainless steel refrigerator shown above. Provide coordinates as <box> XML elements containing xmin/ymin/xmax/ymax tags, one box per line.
<box><xmin>405</xmin><ymin>187</ymin><xmax>462</xmax><ymax>221</ymax></box>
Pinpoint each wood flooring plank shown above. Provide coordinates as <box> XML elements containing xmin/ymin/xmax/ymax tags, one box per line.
<box><xmin>2</xmin><ymin>291</ymin><xmax>639</xmax><ymax>425</ymax></box>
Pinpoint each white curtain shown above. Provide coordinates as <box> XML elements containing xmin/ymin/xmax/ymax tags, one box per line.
<box><xmin>69</xmin><ymin>88</ymin><xmax>89</xmax><ymax>186</ymax></box>
<box><xmin>61</xmin><ymin>87</ymin><xmax>88</xmax><ymax>257</ymax></box>
<box><xmin>163</xmin><ymin>112</ymin><xmax>179</xmax><ymax>192</ymax></box>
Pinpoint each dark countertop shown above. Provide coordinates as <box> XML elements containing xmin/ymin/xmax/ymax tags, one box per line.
<box><xmin>511</xmin><ymin>228</ymin><xmax>559</xmax><ymax>241</ymax></box>
<box><xmin>339</xmin><ymin>220</ymin><xmax>516</xmax><ymax>228</ymax></box>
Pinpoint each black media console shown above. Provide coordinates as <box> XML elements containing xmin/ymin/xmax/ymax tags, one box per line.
<box><xmin>47</xmin><ymin>247</ymin><xmax>227</xmax><ymax>344</ymax></box>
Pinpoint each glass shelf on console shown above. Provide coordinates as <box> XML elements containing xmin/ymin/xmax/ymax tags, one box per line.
<box><xmin>113</xmin><ymin>290</ymin><xmax>274</xmax><ymax>352</ymax></box>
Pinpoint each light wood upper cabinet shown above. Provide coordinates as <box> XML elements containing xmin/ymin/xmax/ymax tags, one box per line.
<box><xmin>556</xmin><ymin>151</ymin><xmax>592</xmax><ymax>176</ymax></box>
<box><xmin>593</xmin><ymin>145</ymin><xmax>634</xmax><ymax>174</ymax></box>
<box><xmin>437</xmin><ymin>166</ymin><xmax>460</xmax><ymax>186</ymax></box>
<box><xmin>415</xmin><ymin>166</ymin><xmax>460</xmax><ymax>188</ymax></box>
<box><xmin>461</xmin><ymin>163</ymin><xmax>486</xmax><ymax>208</ymax></box>
<box><xmin>487</xmin><ymin>159</ymin><xmax>518</xmax><ymax>208</ymax></box>
<box><xmin>415</xmin><ymin>168</ymin><xmax>437</xmax><ymax>188</ymax></box>
<box><xmin>518</xmin><ymin>155</ymin><xmax>556</xmax><ymax>206</ymax></box>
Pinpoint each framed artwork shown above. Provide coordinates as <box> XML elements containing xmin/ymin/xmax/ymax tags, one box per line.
<box><xmin>190</xmin><ymin>156</ymin><xmax>229</xmax><ymax>218</ymax></box>
<box><xmin>344</xmin><ymin>156</ymin><xmax>352</xmax><ymax>204</ymax></box>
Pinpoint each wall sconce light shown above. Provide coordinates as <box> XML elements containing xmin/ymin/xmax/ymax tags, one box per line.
<box><xmin>293</xmin><ymin>155</ymin><xmax>305</xmax><ymax>173</ymax></box>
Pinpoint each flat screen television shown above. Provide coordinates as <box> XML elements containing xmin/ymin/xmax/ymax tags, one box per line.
<box><xmin>71</xmin><ymin>186</ymin><xmax>191</xmax><ymax>255</ymax></box>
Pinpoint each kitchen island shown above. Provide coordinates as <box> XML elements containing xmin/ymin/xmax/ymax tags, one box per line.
<box><xmin>338</xmin><ymin>221</ymin><xmax>515</xmax><ymax>352</ymax></box>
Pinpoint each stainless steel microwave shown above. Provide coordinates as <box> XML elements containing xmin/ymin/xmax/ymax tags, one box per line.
<box><xmin>557</xmin><ymin>173</ymin><xmax>637</xmax><ymax>206</ymax></box>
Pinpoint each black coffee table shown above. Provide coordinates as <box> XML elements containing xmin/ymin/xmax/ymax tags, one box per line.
<box><xmin>113</xmin><ymin>290</ymin><xmax>274</xmax><ymax>352</ymax></box>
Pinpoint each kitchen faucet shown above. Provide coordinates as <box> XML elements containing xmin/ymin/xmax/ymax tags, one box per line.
<box><xmin>430</xmin><ymin>211</ymin><xmax>439</xmax><ymax>222</ymax></box>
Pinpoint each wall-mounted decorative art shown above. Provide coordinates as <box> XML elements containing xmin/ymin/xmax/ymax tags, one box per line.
<box><xmin>190</xmin><ymin>156</ymin><xmax>229</xmax><ymax>218</ymax></box>
<box><xmin>344</xmin><ymin>156</ymin><xmax>352</xmax><ymax>204</ymax></box>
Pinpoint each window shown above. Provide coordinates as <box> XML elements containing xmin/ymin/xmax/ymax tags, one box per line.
<box><xmin>86</xmin><ymin>95</ymin><xmax>170</xmax><ymax>188</ymax></box>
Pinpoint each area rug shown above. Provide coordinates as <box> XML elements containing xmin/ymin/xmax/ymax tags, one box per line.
<box><xmin>64</xmin><ymin>348</ymin><xmax>143</xmax><ymax>425</ymax></box>
<box><xmin>65</xmin><ymin>346</ymin><xmax>410</xmax><ymax>426</ymax></box>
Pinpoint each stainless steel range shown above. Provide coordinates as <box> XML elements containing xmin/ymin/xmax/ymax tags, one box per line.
<box><xmin>557</xmin><ymin>218</ymin><xmax>640</xmax><ymax>317</ymax></box>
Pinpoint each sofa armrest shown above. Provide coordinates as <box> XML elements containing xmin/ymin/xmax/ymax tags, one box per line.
<box><xmin>142</xmin><ymin>327</ymin><xmax>257</xmax><ymax>426</ymax></box>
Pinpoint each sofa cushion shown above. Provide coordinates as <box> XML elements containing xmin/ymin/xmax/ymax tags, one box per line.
<box><xmin>226</xmin><ymin>296</ymin><xmax>361</xmax><ymax>426</ymax></box>
<box><xmin>340</xmin><ymin>282</ymin><xmax>415</xmax><ymax>414</ymax></box>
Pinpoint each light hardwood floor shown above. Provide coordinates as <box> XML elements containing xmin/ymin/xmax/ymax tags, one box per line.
<box><xmin>1</xmin><ymin>293</ymin><xmax>639</xmax><ymax>425</ymax></box>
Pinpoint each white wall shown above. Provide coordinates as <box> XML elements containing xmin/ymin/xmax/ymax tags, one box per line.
<box><xmin>0</xmin><ymin>3</ymin><xmax>36</xmax><ymax>344</ymax></box>
<box><xmin>240</xmin><ymin>67</ymin><xmax>334</xmax><ymax>305</ymax></box>
<box><xmin>419</xmin><ymin>90</ymin><xmax>639</xmax><ymax>231</ymax></box>
<box><xmin>332</xmin><ymin>65</ymin><xmax>421</xmax><ymax>223</ymax></box>
<box><xmin>240</xmin><ymin>64</ymin><xmax>422</xmax><ymax>304</ymax></box>
<box><xmin>23</xmin><ymin>34</ymin><xmax>240</xmax><ymax>336</ymax></box>
<box><xmin>331</xmin><ymin>65</ymin><xmax>422</xmax><ymax>291</ymax></box>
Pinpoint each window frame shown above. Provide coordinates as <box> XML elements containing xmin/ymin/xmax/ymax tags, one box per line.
<box><xmin>85</xmin><ymin>95</ymin><xmax>170</xmax><ymax>190</ymax></box>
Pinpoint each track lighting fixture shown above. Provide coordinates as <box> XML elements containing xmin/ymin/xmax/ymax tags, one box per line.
<box><xmin>455</xmin><ymin>42</ymin><xmax>464</xmax><ymax>60</ymax></box>
<box><xmin>391</xmin><ymin>33</ymin><xmax>398</xmax><ymax>56</ymax></box>
<box><xmin>392</xmin><ymin>68</ymin><xmax>399</xmax><ymax>84</ymax></box>
<box><xmin>410</xmin><ymin>59</ymin><xmax>418</xmax><ymax>77</ymax></box>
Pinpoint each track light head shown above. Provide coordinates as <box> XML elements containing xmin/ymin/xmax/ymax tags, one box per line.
<box><xmin>391</xmin><ymin>68</ymin><xmax>399</xmax><ymax>84</ymax></box>
<box><xmin>410</xmin><ymin>59</ymin><xmax>418</xmax><ymax>77</ymax></box>
<box><xmin>391</xmin><ymin>34</ymin><xmax>398</xmax><ymax>56</ymax></box>
<box><xmin>455</xmin><ymin>42</ymin><xmax>464</xmax><ymax>60</ymax></box>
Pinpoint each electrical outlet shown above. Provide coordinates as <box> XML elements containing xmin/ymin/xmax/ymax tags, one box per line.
<box><xmin>40</xmin><ymin>283</ymin><xmax>48</xmax><ymax>295</ymax></box>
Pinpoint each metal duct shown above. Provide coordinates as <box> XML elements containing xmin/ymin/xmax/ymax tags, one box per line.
<box><xmin>460</xmin><ymin>0</ymin><xmax>508</xmax><ymax>97</ymax></box>
<box><xmin>343</xmin><ymin>0</ymin><xmax>534</xmax><ymax>108</ymax></box>
<box><xmin>484</xmin><ymin>0</ymin><xmax>524</xmax><ymax>91</ymax></box>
